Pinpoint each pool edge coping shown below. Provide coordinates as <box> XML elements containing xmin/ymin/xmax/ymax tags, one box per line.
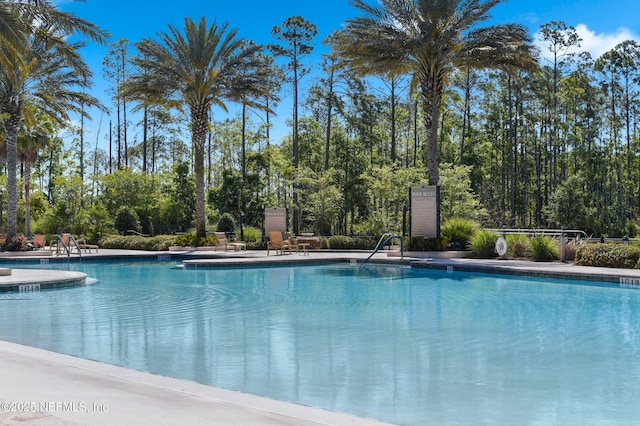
<box><xmin>0</xmin><ymin>339</ymin><xmax>390</xmax><ymax>426</ymax></box>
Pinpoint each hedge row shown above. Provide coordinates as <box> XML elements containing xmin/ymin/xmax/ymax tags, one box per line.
<box><xmin>98</xmin><ymin>235</ymin><xmax>176</xmax><ymax>251</ymax></box>
<box><xmin>575</xmin><ymin>244</ymin><xmax>640</xmax><ymax>269</ymax></box>
<box><xmin>326</xmin><ymin>236</ymin><xmax>377</xmax><ymax>250</ymax></box>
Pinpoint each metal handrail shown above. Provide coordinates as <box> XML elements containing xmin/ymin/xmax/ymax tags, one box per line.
<box><xmin>486</xmin><ymin>228</ymin><xmax>589</xmax><ymax>239</ymax></box>
<box><xmin>57</xmin><ymin>235</ymin><xmax>82</xmax><ymax>259</ymax></box>
<box><xmin>361</xmin><ymin>233</ymin><xmax>404</xmax><ymax>266</ymax></box>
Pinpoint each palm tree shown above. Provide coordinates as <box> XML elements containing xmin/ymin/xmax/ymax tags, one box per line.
<box><xmin>330</xmin><ymin>0</ymin><xmax>537</xmax><ymax>185</ymax></box>
<box><xmin>129</xmin><ymin>17</ymin><xmax>272</xmax><ymax>238</ymax></box>
<box><xmin>0</xmin><ymin>0</ymin><xmax>107</xmax><ymax>238</ymax></box>
<box><xmin>18</xmin><ymin>103</ymin><xmax>54</xmax><ymax>235</ymax></box>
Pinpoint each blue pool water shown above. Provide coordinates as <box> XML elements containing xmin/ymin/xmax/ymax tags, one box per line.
<box><xmin>1</xmin><ymin>261</ymin><xmax>640</xmax><ymax>425</ymax></box>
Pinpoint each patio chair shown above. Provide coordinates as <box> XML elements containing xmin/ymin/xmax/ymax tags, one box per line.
<box><xmin>31</xmin><ymin>234</ymin><xmax>46</xmax><ymax>250</ymax></box>
<box><xmin>214</xmin><ymin>232</ymin><xmax>246</xmax><ymax>251</ymax></box>
<box><xmin>77</xmin><ymin>238</ymin><xmax>99</xmax><ymax>253</ymax></box>
<box><xmin>267</xmin><ymin>231</ymin><xmax>292</xmax><ymax>255</ymax></box>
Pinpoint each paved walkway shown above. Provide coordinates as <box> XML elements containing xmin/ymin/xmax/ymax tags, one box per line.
<box><xmin>0</xmin><ymin>340</ymin><xmax>386</xmax><ymax>426</ymax></box>
<box><xmin>1</xmin><ymin>248</ymin><xmax>639</xmax><ymax>425</ymax></box>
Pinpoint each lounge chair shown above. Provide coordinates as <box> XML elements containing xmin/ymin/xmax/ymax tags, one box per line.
<box><xmin>77</xmin><ymin>238</ymin><xmax>99</xmax><ymax>253</ymax></box>
<box><xmin>214</xmin><ymin>232</ymin><xmax>246</xmax><ymax>251</ymax></box>
<box><xmin>267</xmin><ymin>231</ymin><xmax>292</xmax><ymax>255</ymax></box>
<box><xmin>31</xmin><ymin>234</ymin><xmax>46</xmax><ymax>250</ymax></box>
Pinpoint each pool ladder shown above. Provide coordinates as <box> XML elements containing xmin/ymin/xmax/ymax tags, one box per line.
<box><xmin>361</xmin><ymin>233</ymin><xmax>404</xmax><ymax>265</ymax></box>
<box><xmin>56</xmin><ymin>235</ymin><xmax>82</xmax><ymax>259</ymax></box>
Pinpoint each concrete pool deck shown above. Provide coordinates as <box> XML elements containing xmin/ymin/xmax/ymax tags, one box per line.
<box><xmin>1</xmin><ymin>248</ymin><xmax>640</xmax><ymax>425</ymax></box>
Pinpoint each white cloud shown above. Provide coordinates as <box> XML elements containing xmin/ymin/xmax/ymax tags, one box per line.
<box><xmin>534</xmin><ymin>23</ymin><xmax>639</xmax><ymax>64</ymax></box>
<box><xmin>574</xmin><ymin>24</ymin><xmax>637</xmax><ymax>58</ymax></box>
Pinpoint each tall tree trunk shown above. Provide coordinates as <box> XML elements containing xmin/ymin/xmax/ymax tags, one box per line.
<box><xmin>122</xmin><ymin>54</ymin><xmax>128</xmax><ymax>167</ymax></box>
<box><xmin>325</xmin><ymin>85</ymin><xmax>333</xmax><ymax>171</ymax></box>
<box><xmin>142</xmin><ymin>106</ymin><xmax>148</xmax><ymax>173</ymax></box>
<box><xmin>460</xmin><ymin>68</ymin><xmax>471</xmax><ymax>165</ymax></box>
<box><xmin>265</xmin><ymin>98</ymin><xmax>272</xmax><ymax>199</ymax></box>
<box><xmin>507</xmin><ymin>75</ymin><xmax>516</xmax><ymax>224</ymax></box>
<box><xmin>241</xmin><ymin>103</ymin><xmax>247</xmax><ymax>180</ymax></box>
<box><xmin>123</xmin><ymin>97</ymin><xmax>128</xmax><ymax>167</ymax></box>
<box><xmin>390</xmin><ymin>77</ymin><xmax>397</xmax><ymax>162</ymax></box>
<box><xmin>109</xmin><ymin>120</ymin><xmax>112</xmax><ymax>173</ymax></box>
<box><xmin>421</xmin><ymin>76</ymin><xmax>443</xmax><ymax>186</ymax></box>
<box><xmin>4</xmin><ymin>108</ymin><xmax>21</xmax><ymax>238</ymax></box>
<box><xmin>191</xmin><ymin>104</ymin><xmax>209</xmax><ymax>239</ymax></box>
<box><xmin>292</xmin><ymin>58</ymin><xmax>300</xmax><ymax>235</ymax></box>
<box><xmin>79</xmin><ymin>103</ymin><xmax>84</xmax><ymax>183</ymax></box>
<box><xmin>24</xmin><ymin>162</ymin><xmax>31</xmax><ymax>235</ymax></box>
<box><xmin>116</xmin><ymin>102</ymin><xmax>121</xmax><ymax>169</ymax></box>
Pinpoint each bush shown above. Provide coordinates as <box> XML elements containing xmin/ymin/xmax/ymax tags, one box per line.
<box><xmin>317</xmin><ymin>237</ymin><xmax>330</xmax><ymax>249</ymax></box>
<box><xmin>530</xmin><ymin>235</ymin><xmax>559</xmax><ymax>262</ymax></box>
<box><xmin>241</xmin><ymin>226</ymin><xmax>261</xmax><ymax>243</ymax></box>
<box><xmin>98</xmin><ymin>235</ymin><xmax>176</xmax><ymax>251</ymax></box>
<box><xmin>216</xmin><ymin>213</ymin><xmax>237</xmax><ymax>233</ymax></box>
<box><xmin>575</xmin><ymin>244</ymin><xmax>640</xmax><ymax>269</ymax></box>
<box><xmin>114</xmin><ymin>206</ymin><xmax>141</xmax><ymax>235</ymax></box>
<box><xmin>469</xmin><ymin>230</ymin><xmax>498</xmax><ymax>258</ymax></box>
<box><xmin>408</xmin><ymin>237</ymin><xmax>446</xmax><ymax>251</ymax></box>
<box><xmin>0</xmin><ymin>235</ymin><xmax>29</xmax><ymax>252</ymax></box>
<box><xmin>441</xmin><ymin>217</ymin><xmax>479</xmax><ymax>250</ymax></box>
<box><xmin>172</xmin><ymin>232</ymin><xmax>217</xmax><ymax>247</ymax></box>
<box><xmin>506</xmin><ymin>234</ymin><xmax>531</xmax><ymax>258</ymax></box>
<box><xmin>327</xmin><ymin>235</ymin><xmax>378</xmax><ymax>250</ymax></box>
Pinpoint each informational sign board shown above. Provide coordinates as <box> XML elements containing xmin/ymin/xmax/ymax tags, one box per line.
<box><xmin>410</xmin><ymin>185</ymin><xmax>440</xmax><ymax>238</ymax></box>
<box><xmin>264</xmin><ymin>207</ymin><xmax>287</xmax><ymax>235</ymax></box>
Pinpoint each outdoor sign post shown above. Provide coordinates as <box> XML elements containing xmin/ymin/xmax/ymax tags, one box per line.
<box><xmin>264</xmin><ymin>207</ymin><xmax>287</xmax><ymax>237</ymax></box>
<box><xmin>409</xmin><ymin>184</ymin><xmax>440</xmax><ymax>238</ymax></box>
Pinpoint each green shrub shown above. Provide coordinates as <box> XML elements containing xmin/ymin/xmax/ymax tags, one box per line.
<box><xmin>114</xmin><ymin>206</ymin><xmax>140</xmax><ymax>235</ymax></box>
<box><xmin>441</xmin><ymin>217</ymin><xmax>478</xmax><ymax>250</ymax></box>
<box><xmin>317</xmin><ymin>237</ymin><xmax>330</xmax><ymax>249</ymax></box>
<box><xmin>327</xmin><ymin>235</ymin><xmax>378</xmax><ymax>250</ymax></box>
<box><xmin>408</xmin><ymin>237</ymin><xmax>446</xmax><ymax>251</ymax></box>
<box><xmin>98</xmin><ymin>235</ymin><xmax>176</xmax><ymax>251</ymax></box>
<box><xmin>241</xmin><ymin>226</ymin><xmax>261</xmax><ymax>243</ymax></box>
<box><xmin>469</xmin><ymin>230</ymin><xmax>498</xmax><ymax>258</ymax></box>
<box><xmin>530</xmin><ymin>235</ymin><xmax>559</xmax><ymax>261</ymax></box>
<box><xmin>506</xmin><ymin>234</ymin><xmax>531</xmax><ymax>258</ymax></box>
<box><xmin>216</xmin><ymin>213</ymin><xmax>237</xmax><ymax>233</ymax></box>
<box><xmin>575</xmin><ymin>244</ymin><xmax>640</xmax><ymax>269</ymax></box>
<box><xmin>172</xmin><ymin>232</ymin><xmax>217</xmax><ymax>247</ymax></box>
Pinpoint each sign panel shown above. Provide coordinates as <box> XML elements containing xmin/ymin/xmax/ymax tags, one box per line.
<box><xmin>410</xmin><ymin>185</ymin><xmax>440</xmax><ymax>238</ymax></box>
<box><xmin>264</xmin><ymin>207</ymin><xmax>287</xmax><ymax>235</ymax></box>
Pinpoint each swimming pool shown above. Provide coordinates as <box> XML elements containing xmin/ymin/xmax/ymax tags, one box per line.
<box><xmin>0</xmin><ymin>260</ymin><xmax>639</xmax><ymax>425</ymax></box>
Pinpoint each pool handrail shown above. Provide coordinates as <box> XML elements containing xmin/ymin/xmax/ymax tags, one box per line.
<box><xmin>361</xmin><ymin>233</ymin><xmax>404</xmax><ymax>266</ymax></box>
<box><xmin>56</xmin><ymin>233</ymin><xmax>82</xmax><ymax>259</ymax></box>
<box><xmin>485</xmin><ymin>228</ymin><xmax>588</xmax><ymax>239</ymax></box>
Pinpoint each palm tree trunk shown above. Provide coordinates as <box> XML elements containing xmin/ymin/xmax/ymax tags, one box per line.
<box><xmin>4</xmin><ymin>108</ymin><xmax>20</xmax><ymax>238</ymax></box>
<box><xmin>241</xmin><ymin>103</ymin><xmax>247</xmax><ymax>180</ymax></box>
<box><xmin>191</xmin><ymin>104</ymin><xmax>209</xmax><ymax>238</ymax></box>
<box><xmin>24</xmin><ymin>161</ymin><xmax>31</xmax><ymax>235</ymax></box>
<box><xmin>421</xmin><ymin>76</ymin><xmax>443</xmax><ymax>186</ymax></box>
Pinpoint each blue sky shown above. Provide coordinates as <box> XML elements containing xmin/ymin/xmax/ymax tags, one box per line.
<box><xmin>55</xmin><ymin>0</ymin><xmax>640</xmax><ymax>155</ymax></box>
